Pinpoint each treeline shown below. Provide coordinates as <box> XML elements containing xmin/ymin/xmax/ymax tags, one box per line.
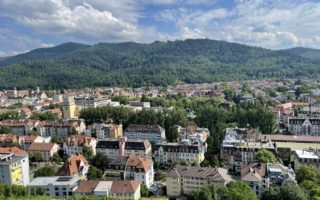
<box><xmin>80</xmin><ymin>106</ymin><xmax>187</xmax><ymax>142</ymax></box>
<box><xmin>1</xmin><ymin>39</ymin><xmax>320</xmax><ymax>89</ymax></box>
<box><xmin>186</xmin><ymin>181</ymin><xmax>311</xmax><ymax>200</ymax></box>
<box><xmin>80</xmin><ymin>98</ymin><xmax>275</xmax><ymax>146</ymax></box>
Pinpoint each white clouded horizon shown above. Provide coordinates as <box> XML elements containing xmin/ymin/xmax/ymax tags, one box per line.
<box><xmin>0</xmin><ymin>0</ymin><xmax>320</xmax><ymax>56</ymax></box>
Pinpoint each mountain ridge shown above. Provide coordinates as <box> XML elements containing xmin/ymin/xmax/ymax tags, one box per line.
<box><xmin>0</xmin><ymin>39</ymin><xmax>319</xmax><ymax>89</ymax></box>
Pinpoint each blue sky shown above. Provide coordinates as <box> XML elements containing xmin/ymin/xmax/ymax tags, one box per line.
<box><xmin>1</xmin><ymin>0</ymin><xmax>320</xmax><ymax>56</ymax></box>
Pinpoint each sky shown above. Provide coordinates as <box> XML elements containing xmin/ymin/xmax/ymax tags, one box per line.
<box><xmin>1</xmin><ymin>0</ymin><xmax>320</xmax><ymax>56</ymax></box>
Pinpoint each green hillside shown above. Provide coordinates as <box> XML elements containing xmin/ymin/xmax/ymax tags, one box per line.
<box><xmin>281</xmin><ymin>47</ymin><xmax>320</xmax><ymax>61</ymax></box>
<box><xmin>0</xmin><ymin>39</ymin><xmax>319</xmax><ymax>89</ymax></box>
<box><xmin>0</xmin><ymin>42</ymin><xmax>89</xmax><ymax>67</ymax></box>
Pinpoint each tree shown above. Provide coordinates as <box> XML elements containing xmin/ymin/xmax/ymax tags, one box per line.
<box><xmin>51</xmin><ymin>135</ymin><xmax>64</xmax><ymax>146</ymax></box>
<box><xmin>31</xmin><ymin>111</ymin><xmax>58</xmax><ymax>120</ymax></box>
<box><xmin>262</xmin><ymin>184</ymin><xmax>309</xmax><ymax>200</ymax></box>
<box><xmin>279</xmin><ymin>183</ymin><xmax>309</xmax><ymax>200</ymax></box>
<box><xmin>186</xmin><ymin>184</ymin><xmax>216</xmax><ymax>200</ymax></box>
<box><xmin>82</xmin><ymin>146</ymin><xmax>94</xmax><ymax>161</ymax></box>
<box><xmin>300</xmin><ymin>180</ymin><xmax>320</xmax><ymax>200</ymax></box>
<box><xmin>0</xmin><ymin>126</ymin><xmax>12</xmax><ymax>134</ymax></box>
<box><xmin>141</xmin><ymin>185</ymin><xmax>150</xmax><ymax>197</ymax></box>
<box><xmin>140</xmin><ymin>94</ymin><xmax>147</xmax><ymax>102</ymax></box>
<box><xmin>51</xmin><ymin>153</ymin><xmax>63</xmax><ymax>164</ymax></box>
<box><xmin>34</xmin><ymin>165</ymin><xmax>57</xmax><ymax>178</ymax></box>
<box><xmin>262</xmin><ymin>186</ymin><xmax>281</xmax><ymax>200</ymax></box>
<box><xmin>296</xmin><ymin>165</ymin><xmax>320</xmax><ymax>200</ymax></box>
<box><xmin>255</xmin><ymin>149</ymin><xmax>276</xmax><ymax>163</ymax></box>
<box><xmin>186</xmin><ymin>190</ymin><xmax>203</xmax><ymax>200</ymax></box>
<box><xmin>87</xmin><ymin>166</ymin><xmax>103</xmax><ymax>180</ymax></box>
<box><xmin>296</xmin><ymin>165</ymin><xmax>319</xmax><ymax>184</ymax></box>
<box><xmin>217</xmin><ymin>181</ymin><xmax>257</xmax><ymax>200</ymax></box>
<box><xmin>70</xmin><ymin>127</ymin><xmax>78</xmax><ymax>135</ymax></box>
<box><xmin>29</xmin><ymin>152</ymin><xmax>44</xmax><ymax>163</ymax></box>
<box><xmin>91</xmin><ymin>152</ymin><xmax>110</xmax><ymax>170</ymax></box>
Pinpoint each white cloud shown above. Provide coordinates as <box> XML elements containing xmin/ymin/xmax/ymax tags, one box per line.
<box><xmin>0</xmin><ymin>28</ymin><xmax>53</xmax><ymax>55</ymax></box>
<box><xmin>151</xmin><ymin>0</ymin><xmax>216</xmax><ymax>5</ymax></box>
<box><xmin>0</xmin><ymin>0</ymin><xmax>166</xmax><ymax>45</ymax></box>
<box><xmin>1</xmin><ymin>0</ymin><xmax>320</xmax><ymax>54</ymax></box>
<box><xmin>156</xmin><ymin>0</ymin><xmax>320</xmax><ymax>49</ymax></box>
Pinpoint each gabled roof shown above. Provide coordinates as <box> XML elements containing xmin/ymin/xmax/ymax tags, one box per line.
<box><xmin>74</xmin><ymin>180</ymin><xmax>99</xmax><ymax>193</ymax></box>
<box><xmin>28</xmin><ymin>142</ymin><xmax>56</xmax><ymax>151</ymax></box>
<box><xmin>0</xmin><ymin>147</ymin><xmax>27</xmax><ymax>155</ymax></box>
<box><xmin>167</xmin><ymin>164</ymin><xmax>231</xmax><ymax>182</ymax></box>
<box><xmin>125</xmin><ymin>124</ymin><xmax>164</xmax><ymax>133</ymax></box>
<box><xmin>126</xmin><ymin>155</ymin><xmax>153</xmax><ymax>172</ymax></box>
<box><xmin>66</xmin><ymin>135</ymin><xmax>94</xmax><ymax>146</ymax></box>
<box><xmin>109</xmin><ymin>180</ymin><xmax>140</xmax><ymax>194</ymax></box>
<box><xmin>56</xmin><ymin>155</ymin><xmax>89</xmax><ymax>176</ymax></box>
<box><xmin>241</xmin><ymin>163</ymin><xmax>266</xmax><ymax>182</ymax></box>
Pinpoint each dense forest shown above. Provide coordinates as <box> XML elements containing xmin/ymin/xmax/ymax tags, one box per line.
<box><xmin>0</xmin><ymin>39</ymin><xmax>320</xmax><ymax>89</ymax></box>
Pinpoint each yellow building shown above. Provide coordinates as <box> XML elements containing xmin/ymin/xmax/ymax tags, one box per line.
<box><xmin>62</xmin><ymin>97</ymin><xmax>76</xmax><ymax>119</ymax></box>
<box><xmin>0</xmin><ymin>153</ymin><xmax>30</xmax><ymax>186</ymax></box>
<box><xmin>166</xmin><ymin>165</ymin><xmax>232</xmax><ymax>197</ymax></box>
<box><xmin>154</xmin><ymin>142</ymin><xmax>206</xmax><ymax>166</ymax></box>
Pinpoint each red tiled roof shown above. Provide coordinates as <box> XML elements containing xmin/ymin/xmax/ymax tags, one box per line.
<box><xmin>74</xmin><ymin>180</ymin><xmax>99</xmax><ymax>193</ymax></box>
<box><xmin>126</xmin><ymin>155</ymin><xmax>153</xmax><ymax>172</ymax></box>
<box><xmin>0</xmin><ymin>147</ymin><xmax>27</xmax><ymax>155</ymax></box>
<box><xmin>28</xmin><ymin>142</ymin><xmax>56</xmax><ymax>151</ymax></box>
<box><xmin>110</xmin><ymin>180</ymin><xmax>140</xmax><ymax>194</ymax></box>
<box><xmin>56</xmin><ymin>155</ymin><xmax>88</xmax><ymax>176</ymax></box>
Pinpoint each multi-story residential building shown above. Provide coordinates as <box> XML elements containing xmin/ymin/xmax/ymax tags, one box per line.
<box><xmin>28</xmin><ymin>143</ymin><xmax>60</xmax><ymax>161</ymax></box>
<box><xmin>63</xmin><ymin>135</ymin><xmax>97</xmax><ymax>156</ymax></box>
<box><xmin>0</xmin><ymin>134</ymin><xmax>19</xmax><ymax>147</ymax></box>
<box><xmin>241</xmin><ymin>163</ymin><xmax>296</xmax><ymax>197</ymax></box>
<box><xmin>96</xmin><ymin>137</ymin><xmax>152</xmax><ymax>160</ymax></box>
<box><xmin>293</xmin><ymin>149</ymin><xmax>320</xmax><ymax>169</ymax></box>
<box><xmin>85</xmin><ymin>123</ymin><xmax>123</xmax><ymax>139</ymax></box>
<box><xmin>109</xmin><ymin>180</ymin><xmax>141</xmax><ymax>200</ymax></box>
<box><xmin>166</xmin><ymin>164</ymin><xmax>232</xmax><ymax>197</ymax></box>
<box><xmin>0</xmin><ymin>152</ymin><xmax>29</xmax><ymax>186</ymax></box>
<box><xmin>28</xmin><ymin>176</ymin><xmax>80</xmax><ymax>197</ymax></box>
<box><xmin>177</xmin><ymin>125</ymin><xmax>210</xmax><ymax>143</ymax></box>
<box><xmin>124</xmin><ymin>156</ymin><xmax>154</xmax><ymax>188</ymax></box>
<box><xmin>221</xmin><ymin>128</ymin><xmax>276</xmax><ymax>173</ymax></box>
<box><xmin>74</xmin><ymin>96</ymin><xmax>111</xmax><ymax>108</ymax></box>
<box><xmin>288</xmin><ymin>118</ymin><xmax>320</xmax><ymax>135</ymax></box>
<box><xmin>56</xmin><ymin>155</ymin><xmax>89</xmax><ymax>180</ymax></box>
<box><xmin>124</xmin><ymin>124</ymin><xmax>166</xmax><ymax>143</ymax></box>
<box><xmin>18</xmin><ymin>135</ymin><xmax>51</xmax><ymax>150</ymax></box>
<box><xmin>126</xmin><ymin>101</ymin><xmax>151</xmax><ymax>111</ymax></box>
<box><xmin>37</xmin><ymin>119</ymin><xmax>86</xmax><ymax>138</ymax></box>
<box><xmin>273</xmin><ymin>103</ymin><xmax>294</xmax><ymax>125</ymax></box>
<box><xmin>0</xmin><ymin>120</ymin><xmax>39</xmax><ymax>135</ymax></box>
<box><xmin>128</xmin><ymin>101</ymin><xmax>150</xmax><ymax>108</ymax></box>
<box><xmin>297</xmin><ymin>106</ymin><xmax>320</xmax><ymax>118</ymax></box>
<box><xmin>0</xmin><ymin>119</ymin><xmax>86</xmax><ymax>138</ymax></box>
<box><xmin>154</xmin><ymin>141</ymin><xmax>206</xmax><ymax>166</ymax></box>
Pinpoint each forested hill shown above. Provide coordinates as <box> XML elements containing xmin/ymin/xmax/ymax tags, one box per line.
<box><xmin>281</xmin><ymin>47</ymin><xmax>320</xmax><ymax>62</ymax></box>
<box><xmin>0</xmin><ymin>39</ymin><xmax>320</xmax><ymax>89</ymax></box>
